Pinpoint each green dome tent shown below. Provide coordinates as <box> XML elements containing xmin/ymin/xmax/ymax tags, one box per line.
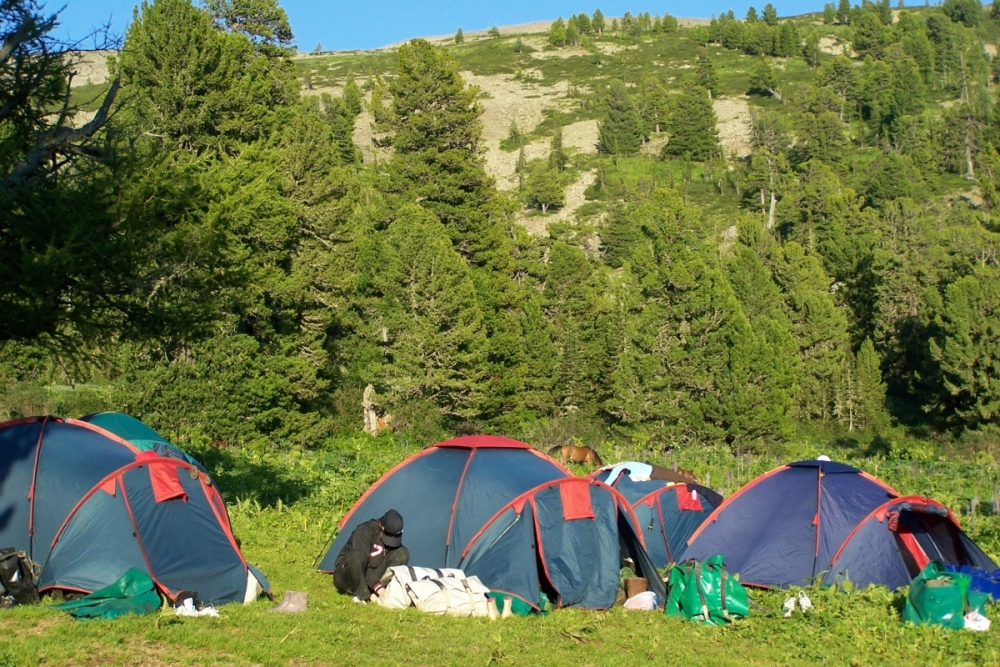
<box><xmin>80</xmin><ymin>413</ymin><xmax>203</xmax><ymax>470</ymax></box>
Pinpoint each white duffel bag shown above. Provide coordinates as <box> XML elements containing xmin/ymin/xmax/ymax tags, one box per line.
<box><xmin>376</xmin><ymin>566</ymin><xmax>465</xmax><ymax>610</ymax></box>
<box><xmin>404</xmin><ymin>575</ymin><xmax>491</xmax><ymax>617</ymax></box>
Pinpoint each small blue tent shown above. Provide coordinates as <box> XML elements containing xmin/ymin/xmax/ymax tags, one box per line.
<box><xmin>459</xmin><ymin>477</ymin><xmax>667</xmax><ymax>610</ymax></box>
<box><xmin>39</xmin><ymin>456</ymin><xmax>256</xmax><ymax>604</ymax></box>
<box><xmin>318</xmin><ymin>436</ymin><xmax>571</xmax><ymax>572</ymax></box>
<box><xmin>685</xmin><ymin>459</ymin><xmax>996</xmax><ymax>589</ymax></box>
<box><xmin>630</xmin><ymin>483</ymin><xmax>721</xmax><ymax>568</ymax></box>
<box><xmin>80</xmin><ymin>412</ymin><xmax>205</xmax><ymax>471</ymax></box>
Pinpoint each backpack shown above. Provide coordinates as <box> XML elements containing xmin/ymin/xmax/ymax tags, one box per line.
<box><xmin>376</xmin><ymin>566</ymin><xmax>465</xmax><ymax>610</ymax></box>
<box><xmin>0</xmin><ymin>548</ymin><xmax>39</xmax><ymax>607</ymax></box>
<box><xmin>404</xmin><ymin>575</ymin><xmax>491</xmax><ymax>617</ymax></box>
<box><xmin>903</xmin><ymin>560</ymin><xmax>989</xmax><ymax>630</ymax></box>
<box><xmin>665</xmin><ymin>554</ymin><xmax>749</xmax><ymax>626</ymax></box>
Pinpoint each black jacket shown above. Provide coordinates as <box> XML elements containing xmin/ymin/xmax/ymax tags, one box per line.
<box><xmin>335</xmin><ymin>519</ymin><xmax>409</xmax><ymax>594</ymax></box>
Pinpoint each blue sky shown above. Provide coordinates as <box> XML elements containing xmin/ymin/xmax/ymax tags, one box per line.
<box><xmin>56</xmin><ymin>0</ymin><xmax>833</xmax><ymax>52</ymax></box>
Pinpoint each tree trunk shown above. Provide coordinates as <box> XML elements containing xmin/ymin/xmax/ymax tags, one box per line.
<box><xmin>541</xmin><ymin>203</ymin><xmax>549</xmax><ymax>214</ymax></box>
<box><xmin>767</xmin><ymin>191</ymin><xmax>777</xmax><ymax>231</ymax></box>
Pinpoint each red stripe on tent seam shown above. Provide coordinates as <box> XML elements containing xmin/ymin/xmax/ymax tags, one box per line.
<box><xmin>335</xmin><ymin>447</ymin><xmax>439</xmax><ymax>529</ymax></box>
<box><xmin>857</xmin><ymin>470</ymin><xmax>900</xmax><ymax>497</ymax></box>
<box><xmin>27</xmin><ymin>416</ymin><xmax>50</xmax><ymax>544</ymax></box>
<box><xmin>445</xmin><ymin>449</ymin><xmax>476</xmax><ymax>550</ymax></box>
<box><xmin>686</xmin><ymin>464</ymin><xmax>791</xmax><ymax>546</ymax></box>
<box><xmin>827</xmin><ymin>496</ymin><xmax>946</xmax><ymax>568</ymax></box>
<box><xmin>120</xmin><ymin>477</ymin><xmax>176</xmax><ymax>599</ymax></box>
<box><xmin>100</xmin><ymin>478</ymin><xmax>117</xmax><ymax>496</ymax></box>
<box><xmin>37</xmin><ymin>583</ymin><xmax>93</xmax><ymax>595</ymax></box>
<box><xmin>814</xmin><ymin>468</ymin><xmax>823</xmax><ymax>559</ymax></box>
<box><xmin>560</xmin><ymin>480</ymin><xmax>596</xmax><ymax>521</ymax></box>
<box><xmin>64</xmin><ymin>418</ymin><xmax>142</xmax><ymax>454</ymax></box>
<box><xmin>0</xmin><ymin>416</ymin><xmax>47</xmax><ymax>429</ymax></box>
<box><xmin>525</xmin><ymin>448</ymin><xmax>573</xmax><ymax>477</ymax></box>
<box><xmin>200</xmin><ymin>479</ymin><xmax>249</xmax><ymax>571</ymax></box>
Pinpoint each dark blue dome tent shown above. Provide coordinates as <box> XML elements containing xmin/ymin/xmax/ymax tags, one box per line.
<box><xmin>39</xmin><ymin>455</ymin><xmax>264</xmax><ymax>604</ymax></box>
<box><xmin>0</xmin><ymin>417</ymin><xmax>269</xmax><ymax>604</ymax></box>
<box><xmin>317</xmin><ymin>435</ymin><xmax>572</xmax><ymax>572</ymax></box>
<box><xmin>458</xmin><ymin>477</ymin><xmax>667</xmax><ymax>610</ymax></box>
<box><xmin>630</xmin><ymin>483</ymin><xmax>722</xmax><ymax>568</ymax></box>
<box><xmin>685</xmin><ymin>459</ymin><xmax>996</xmax><ymax>590</ymax></box>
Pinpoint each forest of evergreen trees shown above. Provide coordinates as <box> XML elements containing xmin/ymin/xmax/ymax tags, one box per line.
<box><xmin>1</xmin><ymin>0</ymin><xmax>998</xmax><ymax>452</ymax></box>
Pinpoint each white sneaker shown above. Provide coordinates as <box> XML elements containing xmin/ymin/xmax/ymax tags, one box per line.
<box><xmin>782</xmin><ymin>596</ymin><xmax>796</xmax><ymax>618</ymax></box>
<box><xmin>351</xmin><ymin>596</ymin><xmax>365</xmax><ymax>604</ymax></box>
<box><xmin>797</xmin><ymin>591</ymin><xmax>813</xmax><ymax>613</ymax></box>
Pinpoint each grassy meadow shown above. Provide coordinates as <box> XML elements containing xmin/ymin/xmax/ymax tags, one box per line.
<box><xmin>2</xmin><ymin>434</ymin><xmax>1000</xmax><ymax>666</ymax></box>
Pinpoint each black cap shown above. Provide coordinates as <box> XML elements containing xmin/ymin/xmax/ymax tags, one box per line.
<box><xmin>380</xmin><ymin>509</ymin><xmax>404</xmax><ymax>548</ymax></box>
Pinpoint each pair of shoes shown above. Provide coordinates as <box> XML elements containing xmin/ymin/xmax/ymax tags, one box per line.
<box><xmin>782</xmin><ymin>591</ymin><xmax>814</xmax><ymax>617</ymax></box>
<box><xmin>268</xmin><ymin>591</ymin><xmax>308</xmax><ymax>613</ymax></box>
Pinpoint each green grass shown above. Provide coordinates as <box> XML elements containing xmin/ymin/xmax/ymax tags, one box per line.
<box><xmin>4</xmin><ymin>433</ymin><xmax>1000</xmax><ymax>665</ymax></box>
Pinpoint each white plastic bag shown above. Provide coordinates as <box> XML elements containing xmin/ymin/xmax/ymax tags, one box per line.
<box><xmin>376</xmin><ymin>566</ymin><xmax>465</xmax><ymax>610</ymax></box>
<box><xmin>965</xmin><ymin>610</ymin><xmax>991</xmax><ymax>632</ymax></box>
<box><xmin>623</xmin><ymin>591</ymin><xmax>658</xmax><ymax>611</ymax></box>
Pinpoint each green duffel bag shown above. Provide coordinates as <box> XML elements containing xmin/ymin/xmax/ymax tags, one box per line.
<box><xmin>902</xmin><ymin>561</ymin><xmax>988</xmax><ymax>630</ymax></box>
<box><xmin>665</xmin><ymin>554</ymin><xmax>749</xmax><ymax>626</ymax></box>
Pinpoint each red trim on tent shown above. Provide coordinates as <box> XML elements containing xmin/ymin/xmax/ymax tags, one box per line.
<box><xmin>445</xmin><ymin>449</ymin><xmax>477</xmax><ymax>547</ymax></box>
<box><xmin>335</xmin><ymin>447</ymin><xmax>439</xmax><ymax>529</ymax></box>
<box><xmin>100</xmin><ymin>478</ymin><xmax>116</xmax><ymax>496</ymax></box>
<box><xmin>525</xmin><ymin>448</ymin><xmax>574</xmax><ymax>477</ymax></box>
<box><xmin>858</xmin><ymin>470</ymin><xmax>900</xmax><ymax>496</ymax></box>
<box><xmin>814</xmin><ymin>468</ymin><xmax>822</xmax><ymax>558</ymax></box>
<box><xmin>148</xmin><ymin>460</ymin><xmax>187</xmax><ymax>503</ymax></box>
<box><xmin>0</xmin><ymin>416</ymin><xmax>47</xmax><ymax>429</ymax></box>
<box><xmin>27</xmin><ymin>416</ymin><xmax>50</xmax><ymax>541</ymax></box>
<box><xmin>63</xmin><ymin>418</ymin><xmax>142</xmax><ymax>454</ymax></box>
<box><xmin>37</xmin><ymin>583</ymin><xmax>92</xmax><ymax>595</ymax></box>
<box><xmin>560</xmin><ymin>480</ymin><xmax>596</xmax><ymax>521</ymax></box>
<box><xmin>200</xmin><ymin>481</ymin><xmax>249</xmax><ymax>571</ymax></box>
<box><xmin>827</xmin><ymin>495</ymin><xmax>945</xmax><ymax>568</ymax></box>
<box><xmin>435</xmin><ymin>435</ymin><xmax>534</xmax><ymax>449</ymax></box>
<box><xmin>686</xmin><ymin>464</ymin><xmax>791</xmax><ymax>546</ymax></box>
<box><xmin>461</xmin><ymin>477</ymin><xmax>630</xmax><ymax>559</ymax></box>
<box><xmin>676</xmin><ymin>486</ymin><xmax>703</xmax><ymax>512</ymax></box>
<box><xmin>529</xmin><ymin>496</ymin><xmax>563</xmax><ymax>609</ymax></box>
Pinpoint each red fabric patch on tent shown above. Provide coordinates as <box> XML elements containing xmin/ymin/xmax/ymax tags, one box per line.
<box><xmin>149</xmin><ymin>462</ymin><xmax>187</xmax><ymax>503</ymax></box>
<box><xmin>136</xmin><ymin>451</ymin><xmax>158</xmax><ymax>462</ymax></box>
<box><xmin>676</xmin><ymin>487</ymin><xmax>703</xmax><ymax>512</ymax></box>
<box><xmin>100</xmin><ymin>478</ymin><xmax>116</xmax><ymax>496</ymax></box>
<box><xmin>560</xmin><ymin>481</ymin><xmax>596</xmax><ymax>521</ymax></box>
<box><xmin>513</xmin><ymin>497</ymin><xmax>528</xmax><ymax>514</ymax></box>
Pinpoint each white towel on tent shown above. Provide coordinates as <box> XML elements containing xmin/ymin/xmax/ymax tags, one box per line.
<box><xmin>602</xmin><ymin>462</ymin><xmax>654</xmax><ymax>484</ymax></box>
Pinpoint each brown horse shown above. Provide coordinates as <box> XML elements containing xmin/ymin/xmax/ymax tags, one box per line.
<box><xmin>548</xmin><ymin>445</ymin><xmax>604</xmax><ymax>466</ymax></box>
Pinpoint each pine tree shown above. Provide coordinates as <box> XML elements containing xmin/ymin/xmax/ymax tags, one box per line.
<box><xmin>454</xmin><ymin>27</ymin><xmax>463</xmax><ymax>44</ymax></box>
<box><xmin>206</xmin><ymin>0</ymin><xmax>294</xmax><ymax>56</ymax></box>
<box><xmin>762</xmin><ymin>3</ymin><xmax>779</xmax><ymax>25</ymax></box>
<box><xmin>824</xmin><ymin>4</ymin><xmax>836</xmax><ymax>24</ymax></box>
<box><xmin>663</xmin><ymin>83</ymin><xmax>720</xmax><ymax>161</ymax></box>
<box><xmin>549</xmin><ymin>123</ymin><xmax>567</xmax><ymax>171</ymax></box>
<box><xmin>592</xmin><ymin>9</ymin><xmax>606</xmax><ymax>33</ymax></box>
<box><xmin>577</xmin><ymin>12</ymin><xmax>592</xmax><ymax>33</ymax></box>
<box><xmin>695</xmin><ymin>53</ymin><xmax>719</xmax><ymax>97</ymax></box>
<box><xmin>598</xmin><ymin>80</ymin><xmax>644</xmax><ymax>155</ymax></box>
<box><xmin>746</xmin><ymin>6</ymin><xmax>759</xmax><ymax>22</ymax></box>
<box><xmin>356</xmin><ymin>205</ymin><xmax>489</xmax><ymax>425</ymax></box>
<box><xmin>526</xmin><ymin>166</ymin><xmax>564</xmax><ymax>213</ymax></box>
<box><xmin>343</xmin><ymin>73</ymin><xmax>363</xmax><ymax>117</ymax></box>
<box><xmin>838</xmin><ymin>0</ymin><xmax>852</xmax><ymax>23</ymax></box>
<box><xmin>549</xmin><ymin>18</ymin><xmax>567</xmax><ymax>47</ymax></box>
<box><xmin>854</xmin><ymin>338</ymin><xmax>889</xmax><ymax>430</ymax></box>
<box><xmin>662</xmin><ymin>13</ymin><xmax>679</xmax><ymax>32</ymax></box>
<box><xmin>777</xmin><ymin>22</ymin><xmax>797</xmax><ymax>57</ymax></box>
<box><xmin>930</xmin><ymin>272</ymin><xmax>1000</xmax><ymax>429</ymax></box>
<box><xmin>566</xmin><ymin>19</ymin><xmax>579</xmax><ymax>46</ymax></box>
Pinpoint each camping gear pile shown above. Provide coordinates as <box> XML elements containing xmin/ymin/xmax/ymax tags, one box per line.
<box><xmin>903</xmin><ymin>561</ymin><xmax>991</xmax><ymax>631</ymax></box>
<box><xmin>375</xmin><ymin>566</ymin><xmax>492</xmax><ymax>617</ymax></box>
<box><xmin>0</xmin><ymin>415</ymin><xmax>269</xmax><ymax>613</ymax></box>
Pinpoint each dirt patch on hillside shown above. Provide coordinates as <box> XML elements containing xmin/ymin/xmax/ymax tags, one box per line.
<box><xmin>985</xmin><ymin>44</ymin><xmax>998</xmax><ymax>57</ymax></box>
<box><xmin>462</xmin><ymin>70</ymin><xmax>576</xmax><ymax>190</ymax></box>
<box><xmin>713</xmin><ymin>96</ymin><xmax>752</xmax><ymax>160</ymax></box>
<box><xmin>818</xmin><ymin>36</ymin><xmax>845</xmax><ymax>56</ymax></box>
<box><xmin>67</xmin><ymin>50</ymin><xmax>112</xmax><ymax>86</ymax></box>
<box><xmin>532</xmin><ymin>47</ymin><xmax>593</xmax><ymax>60</ymax></box>
<box><xmin>562</xmin><ymin>119</ymin><xmax>599</xmax><ymax>154</ymax></box>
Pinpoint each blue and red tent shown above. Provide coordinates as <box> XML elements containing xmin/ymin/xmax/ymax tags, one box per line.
<box><xmin>318</xmin><ymin>435</ymin><xmax>571</xmax><ymax>571</ymax></box>
<box><xmin>630</xmin><ymin>483</ymin><xmax>721</xmax><ymax>568</ymax></box>
<box><xmin>0</xmin><ymin>416</ymin><xmax>267</xmax><ymax>604</ymax></box>
<box><xmin>458</xmin><ymin>477</ymin><xmax>667</xmax><ymax>610</ymax></box>
<box><xmin>685</xmin><ymin>459</ymin><xmax>996</xmax><ymax>590</ymax></box>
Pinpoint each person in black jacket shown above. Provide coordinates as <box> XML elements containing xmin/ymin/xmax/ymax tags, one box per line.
<box><xmin>333</xmin><ymin>509</ymin><xmax>409</xmax><ymax>602</ymax></box>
